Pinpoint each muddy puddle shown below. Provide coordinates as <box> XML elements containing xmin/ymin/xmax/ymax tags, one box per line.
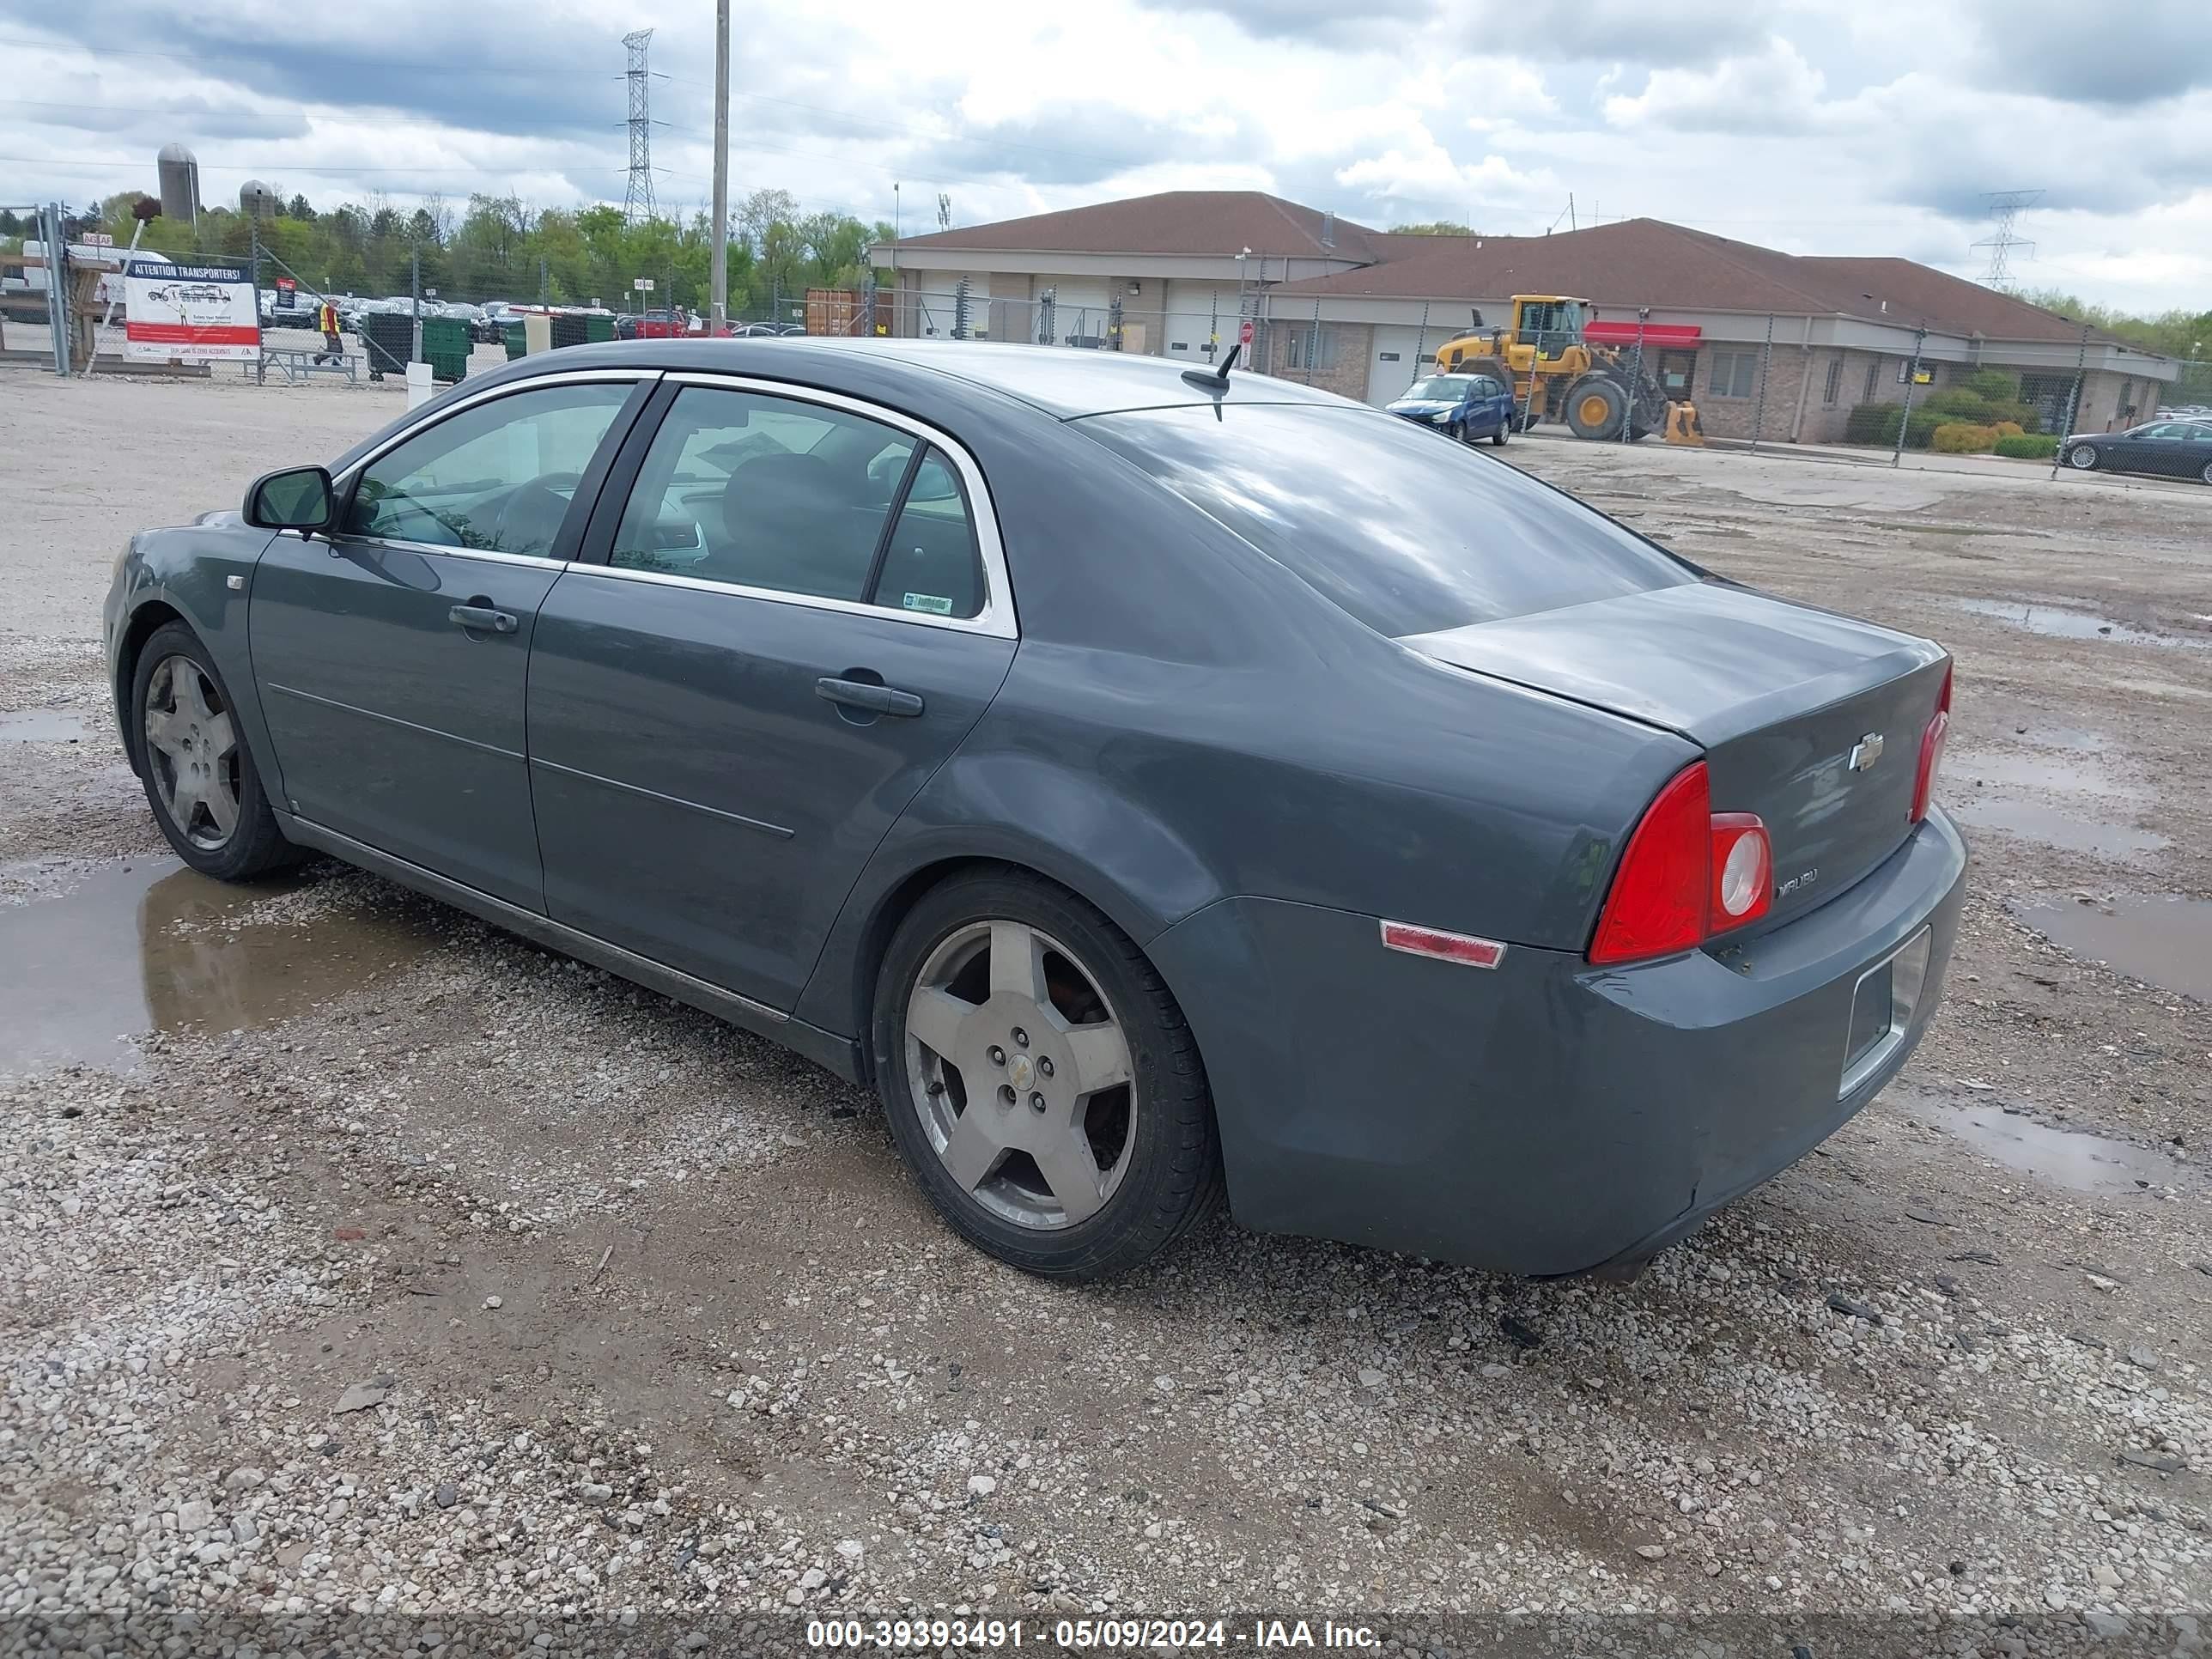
<box><xmin>1946</xmin><ymin>794</ymin><xmax>2167</xmax><ymax>861</ymax></box>
<box><xmin>0</xmin><ymin>709</ymin><xmax>88</xmax><ymax>743</ymax></box>
<box><xmin>1953</xmin><ymin>750</ymin><xmax>2144</xmax><ymax>800</ymax></box>
<box><xmin>1937</xmin><ymin>1104</ymin><xmax>2185</xmax><ymax>1197</ymax></box>
<box><xmin>2014</xmin><ymin>895</ymin><xmax>2212</xmax><ymax>1001</ymax></box>
<box><xmin>0</xmin><ymin>860</ymin><xmax>445</xmax><ymax>1075</ymax></box>
<box><xmin>1944</xmin><ymin>598</ymin><xmax>2210</xmax><ymax>650</ymax></box>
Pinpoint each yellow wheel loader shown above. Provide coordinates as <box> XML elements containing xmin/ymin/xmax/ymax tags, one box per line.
<box><xmin>1432</xmin><ymin>295</ymin><xmax>1676</xmax><ymax>442</ymax></box>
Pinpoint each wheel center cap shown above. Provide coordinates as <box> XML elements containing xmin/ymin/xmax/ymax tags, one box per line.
<box><xmin>1007</xmin><ymin>1054</ymin><xmax>1035</xmax><ymax>1091</ymax></box>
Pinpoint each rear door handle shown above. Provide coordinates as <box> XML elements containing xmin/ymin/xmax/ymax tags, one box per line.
<box><xmin>449</xmin><ymin>604</ymin><xmax>518</xmax><ymax>635</ymax></box>
<box><xmin>816</xmin><ymin>677</ymin><xmax>924</xmax><ymax>718</ymax></box>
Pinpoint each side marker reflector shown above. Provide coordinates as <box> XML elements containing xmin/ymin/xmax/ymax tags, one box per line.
<box><xmin>1380</xmin><ymin>920</ymin><xmax>1506</xmax><ymax>969</ymax></box>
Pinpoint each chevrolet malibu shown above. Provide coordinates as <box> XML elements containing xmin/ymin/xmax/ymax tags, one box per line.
<box><xmin>106</xmin><ymin>339</ymin><xmax>1966</xmax><ymax>1280</ymax></box>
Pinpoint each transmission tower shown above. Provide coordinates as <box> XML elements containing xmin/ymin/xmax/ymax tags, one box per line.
<box><xmin>623</xmin><ymin>28</ymin><xmax>658</xmax><ymax>225</ymax></box>
<box><xmin>1972</xmin><ymin>188</ymin><xmax>2041</xmax><ymax>289</ymax></box>
<box><xmin>936</xmin><ymin>193</ymin><xmax>951</xmax><ymax>232</ymax></box>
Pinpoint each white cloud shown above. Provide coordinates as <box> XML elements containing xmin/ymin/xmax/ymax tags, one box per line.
<box><xmin>3</xmin><ymin>0</ymin><xmax>2205</xmax><ymax>310</ymax></box>
<box><xmin>1601</xmin><ymin>37</ymin><xmax>1827</xmax><ymax>133</ymax></box>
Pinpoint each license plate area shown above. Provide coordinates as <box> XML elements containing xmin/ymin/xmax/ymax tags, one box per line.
<box><xmin>1839</xmin><ymin>927</ymin><xmax>1932</xmax><ymax>1098</ymax></box>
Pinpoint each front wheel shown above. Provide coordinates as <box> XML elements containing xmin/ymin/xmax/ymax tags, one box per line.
<box><xmin>2069</xmin><ymin>444</ymin><xmax>2100</xmax><ymax>470</ymax></box>
<box><xmin>131</xmin><ymin>622</ymin><xmax>298</xmax><ymax>881</ymax></box>
<box><xmin>1447</xmin><ymin>420</ymin><xmax>1465</xmax><ymax>443</ymax></box>
<box><xmin>872</xmin><ymin>871</ymin><xmax>1224</xmax><ymax>1279</ymax></box>
<box><xmin>2200</xmin><ymin>459</ymin><xmax>2212</xmax><ymax>486</ymax></box>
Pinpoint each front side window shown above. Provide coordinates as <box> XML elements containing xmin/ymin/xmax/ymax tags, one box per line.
<box><xmin>343</xmin><ymin>382</ymin><xmax>632</xmax><ymax>557</ymax></box>
<box><xmin>608</xmin><ymin>386</ymin><xmax>985</xmax><ymax>618</ymax></box>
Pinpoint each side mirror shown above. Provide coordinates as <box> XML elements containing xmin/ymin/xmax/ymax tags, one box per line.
<box><xmin>245</xmin><ymin>465</ymin><xmax>335</xmax><ymax>533</ymax></box>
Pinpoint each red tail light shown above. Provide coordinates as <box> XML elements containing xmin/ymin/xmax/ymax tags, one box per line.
<box><xmin>1911</xmin><ymin>662</ymin><xmax>1953</xmax><ymax>824</ymax></box>
<box><xmin>1589</xmin><ymin>762</ymin><xmax>1772</xmax><ymax>965</ymax></box>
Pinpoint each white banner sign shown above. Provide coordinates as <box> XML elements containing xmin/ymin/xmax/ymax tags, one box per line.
<box><xmin>125</xmin><ymin>260</ymin><xmax>260</xmax><ymax>362</ymax></box>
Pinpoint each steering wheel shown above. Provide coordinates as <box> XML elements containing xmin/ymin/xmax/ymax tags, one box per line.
<box><xmin>488</xmin><ymin>471</ymin><xmax>585</xmax><ymax>555</ymax></box>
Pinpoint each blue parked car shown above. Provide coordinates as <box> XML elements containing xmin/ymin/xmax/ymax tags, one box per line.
<box><xmin>1386</xmin><ymin>371</ymin><xmax>1515</xmax><ymax>447</ymax></box>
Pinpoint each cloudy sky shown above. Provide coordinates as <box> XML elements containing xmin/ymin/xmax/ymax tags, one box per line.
<box><xmin>5</xmin><ymin>0</ymin><xmax>2208</xmax><ymax>313</ymax></box>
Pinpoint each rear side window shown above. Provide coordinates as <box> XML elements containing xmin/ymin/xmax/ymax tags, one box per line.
<box><xmin>1077</xmin><ymin>404</ymin><xmax>1694</xmax><ymax>637</ymax></box>
<box><xmin>608</xmin><ymin>386</ymin><xmax>984</xmax><ymax>617</ymax></box>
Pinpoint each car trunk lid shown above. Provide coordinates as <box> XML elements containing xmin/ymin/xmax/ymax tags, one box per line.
<box><xmin>1406</xmin><ymin>580</ymin><xmax>1950</xmax><ymax>927</ymax></box>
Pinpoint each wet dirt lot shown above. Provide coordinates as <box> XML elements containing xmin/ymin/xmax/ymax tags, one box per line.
<box><xmin>3</xmin><ymin>367</ymin><xmax>2209</xmax><ymax>1655</ymax></box>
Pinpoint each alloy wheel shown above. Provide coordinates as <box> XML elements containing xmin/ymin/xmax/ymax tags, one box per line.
<box><xmin>143</xmin><ymin>653</ymin><xmax>241</xmax><ymax>850</ymax></box>
<box><xmin>2069</xmin><ymin>445</ymin><xmax>2098</xmax><ymax>469</ymax></box>
<box><xmin>903</xmin><ymin>919</ymin><xmax>1136</xmax><ymax>1230</ymax></box>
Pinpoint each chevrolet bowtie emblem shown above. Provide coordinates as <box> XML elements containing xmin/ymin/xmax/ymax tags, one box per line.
<box><xmin>1849</xmin><ymin>732</ymin><xmax>1886</xmax><ymax>771</ymax></box>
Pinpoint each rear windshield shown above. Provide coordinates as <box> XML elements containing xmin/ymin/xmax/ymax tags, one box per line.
<box><xmin>1078</xmin><ymin>404</ymin><xmax>1696</xmax><ymax>637</ymax></box>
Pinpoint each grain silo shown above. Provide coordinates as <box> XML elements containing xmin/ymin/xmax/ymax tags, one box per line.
<box><xmin>156</xmin><ymin>143</ymin><xmax>201</xmax><ymax>224</ymax></box>
<box><xmin>239</xmin><ymin>179</ymin><xmax>280</xmax><ymax>222</ymax></box>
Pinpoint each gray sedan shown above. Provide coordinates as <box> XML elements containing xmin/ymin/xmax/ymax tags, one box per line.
<box><xmin>104</xmin><ymin>340</ymin><xmax>1966</xmax><ymax>1280</ymax></box>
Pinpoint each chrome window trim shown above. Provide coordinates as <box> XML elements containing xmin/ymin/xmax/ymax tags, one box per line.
<box><xmin>321</xmin><ymin>534</ymin><xmax>576</xmax><ymax>572</ymax></box>
<box><xmin>331</xmin><ymin>368</ymin><xmax>665</xmax><ymax>489</ymax></box>
<box><xmin>590</xmin><ymin>370</ymin><xmax>1017</xmax><ymax>641</ymax></box>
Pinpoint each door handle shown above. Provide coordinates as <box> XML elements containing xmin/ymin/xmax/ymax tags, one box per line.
<box><xmin>816</xmin><ymin>677</ymin><xmax>924</xmax><ymax>718</ymax></box>
<box><xmin>449</xmin><ymin>604</ymin><xmax>518</xmax><ymax>635</ymax></box>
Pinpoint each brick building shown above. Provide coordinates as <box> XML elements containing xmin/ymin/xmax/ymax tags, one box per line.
<box><xmin>873</xmin><ymin>193</ymin><xmax>2178</xmax><ymax>441</ymax></box>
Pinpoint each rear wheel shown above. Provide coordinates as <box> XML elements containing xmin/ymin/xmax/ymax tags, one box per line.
<box><xmin>1492</xmin><ymin>421</ymin><xmax>1509</xmax><ymax>447</ymax></box>
<box><xmin>1565</xmin><ymin>374</ymin><xmax>1629</xmax><ymax>441</ymax></box>
<box><xmin>2069</xmin><ymin>443</ymin><xmax>2100</xmax><ymax>470</ymax></box>
<box><xmin>2200</xmin><ymin>459</ymin><xmax>2211</xmax><ymax>486</ymax></box>
<box><xmin>872</xmin><ymin>871</ymin><xmax>1223</xmax><ymax>1279</ymax></box>
<box><xmin>131</xmin><ymin>622</ymin><xmax>298</xmax><ymax>881</ymax></box>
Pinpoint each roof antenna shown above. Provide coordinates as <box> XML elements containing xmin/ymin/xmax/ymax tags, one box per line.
<box><xmin>1181</xmin><ymin>340</ymin><xmax>1241</xmax><ymax>392</ymax></box>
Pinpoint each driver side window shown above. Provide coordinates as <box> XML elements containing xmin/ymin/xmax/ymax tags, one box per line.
<box><xmin>342</xmin><ymin>382</ymin><xmax>633</xmax><ymax>557</ymax></box>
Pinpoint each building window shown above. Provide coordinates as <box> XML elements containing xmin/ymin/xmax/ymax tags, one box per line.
<box><xmin>1822</xmin><ymin>357</ymin><xmax>1844</xmax><ymax>405</ymax></box>
<box><xmin>1708</xmin><ymin>350</ymin><xmax>1758</xmax><ymax>398</ymax></box>
<box><xmin>2019</xmin><ymin>373</ymin><xmax>2075</xmax><ymax>429</ymax></box>
<box><xmin>1863</xmin><ymin>360</ymin><xmax>1881</xmax><ymax>401</ymax></box>
<box><xmin>1286</xmin><ymin>325</ymin><xmax>1339</xmax><ymax>373</ymax></box>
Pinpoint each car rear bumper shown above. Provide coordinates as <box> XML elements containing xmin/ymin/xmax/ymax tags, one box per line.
<box><xmin>1147</xmin><ymin>808</ymin><xmax>1967</xmax><ymax>1277</ymax></box>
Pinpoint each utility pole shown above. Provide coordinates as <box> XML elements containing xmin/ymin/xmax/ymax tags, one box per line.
<box><xmin>709</xmin><ymin>0</ymin><xmax>729</xmax><ymax>335</ymax></box>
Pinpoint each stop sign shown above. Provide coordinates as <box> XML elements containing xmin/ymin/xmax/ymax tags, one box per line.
<box><xmin>1238</xmin><ymin>319</ymin><xmax>1254</xmax><ymax>345</ymax></box>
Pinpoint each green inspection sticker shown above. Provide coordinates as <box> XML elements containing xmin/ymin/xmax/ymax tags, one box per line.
<box><xmin>902</xmin><ymin>592</ymin><xmax>954</xmax><ymax>615</ymax></box>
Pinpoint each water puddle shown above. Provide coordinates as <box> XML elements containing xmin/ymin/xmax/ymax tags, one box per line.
<box><xmin>2014</xmin><ymin>895</ymin><xmax>2212</xmax><ymax>1001</ymax></box>
<box><xmin>1937</xmin><ymin>1105</ymin><xmax>2183</xmax><ymax>1197</ymax></box>
<box><xmin>1946</xmin><ymin>795</ymin><xmax>2167</xmax><ymax>861</ymax></box>
<box><xmin>1953</xmin><ymin>750</ymin><xmax>2143</xmax><ymax>800</ymax></box>
<box><xmin>0</xmin><ymin>860</ymin><xmax>444</xmax><ymax>1076</ymax></box>
<box><xmin>0</xmin><ymin>708</ymin><xmax>87</xmax><ymax>743</ymax></box>
<box><xmin>1944</xmin><ymin>598</ymin><xmax>2209</xmax><ymax>650</ymax></box>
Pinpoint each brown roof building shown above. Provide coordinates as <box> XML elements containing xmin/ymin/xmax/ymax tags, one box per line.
<box><xmin>872</xmin><ymin>192</ymin><xmax>2177</xmax><ymax>442</ymax></box>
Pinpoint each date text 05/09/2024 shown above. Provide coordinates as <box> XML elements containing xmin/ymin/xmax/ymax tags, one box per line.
<box><xmin>805</xmin><ymin>1619</ymin><xmax>1382</xmax><ymax>1650</ymax></box>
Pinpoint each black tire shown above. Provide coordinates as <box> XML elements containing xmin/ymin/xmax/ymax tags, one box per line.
<box><xmin>872</xmin><ymin>869</ymin><xmax>1224</xmax><ymax>1279</ymax></box>
<box><xmin>1447</xmin><ymin>420</ymin><xmax>1464</xmax><ymax>442</ymax></box>
<box><xmin>1565</xmin><ymin>373</ymin><xmax>1629</xmax><ymax>441</ymax></box>
<box><xmin>2068</xmin><ymin>443</ymin><xmax>2099</xmax><ymax>471</ymax></box>
<box><xmin>131</xmin><ymin>621</ymin><xmax>299</xmax><ymax>881</ymax></box>
<box><xmin>1491</xmin><ymin>422</ymin><xmax>1509</xmax><ymax>447</ymax></box>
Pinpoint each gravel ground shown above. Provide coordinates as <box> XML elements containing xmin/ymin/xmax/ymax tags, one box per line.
<box><xmin>2</xmin><ymin>363</ymin><xmax>2208</xmax><ymax>1656</ymax></box>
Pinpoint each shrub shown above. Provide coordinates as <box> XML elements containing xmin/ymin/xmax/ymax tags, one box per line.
<box><xmin>1848</xmin><ymin>403</ymin><xmax>1958</xmax><ymax>448</ymax></box>
<box><xmin>1931</xmin><ymin>422</ymin><xmax>1997</xmax><ymax>453</ymax></box>
<box><xmin>1991</xmin><ymin>420</ymin><xmax>2026</xmax><ymax>439</ymax></box>
<box><xmin>1995</xmin><ymin>434</ymin><xmax>2059</xmax><ymax>459</ymax></box>
<box><xmin>1923</xmin><ymin>389</ymin><xmax>1991</xmax><ymax>420</ymax></box>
